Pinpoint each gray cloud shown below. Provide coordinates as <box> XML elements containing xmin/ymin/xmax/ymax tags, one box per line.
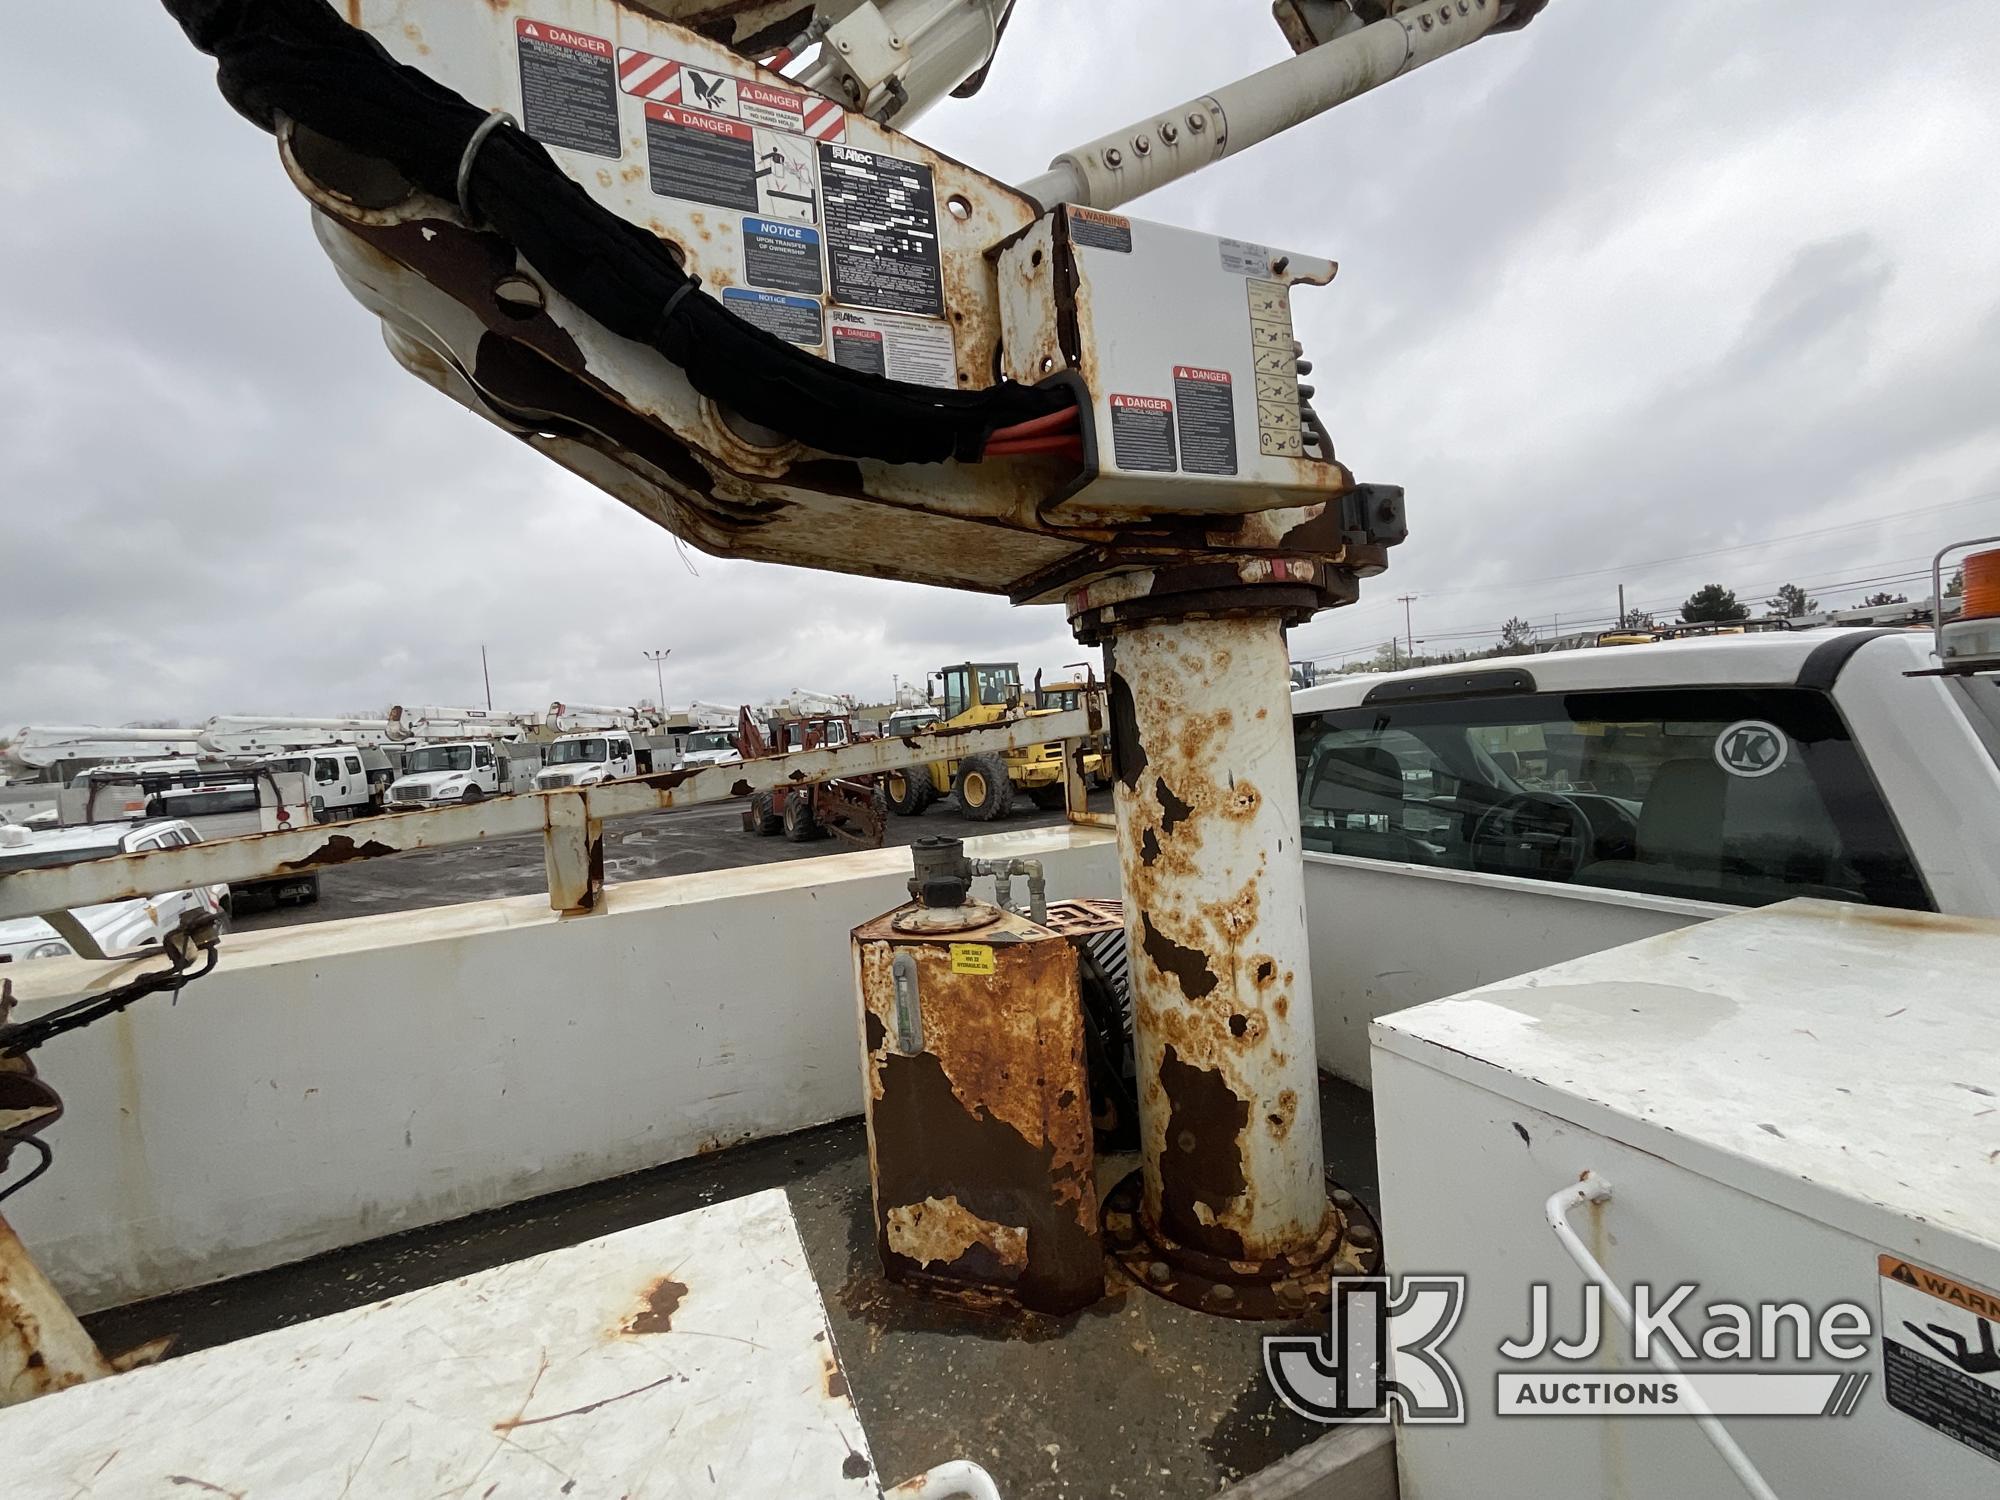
<box><xmin>4</xmin><ymin>2</ymin><xmax>1998</xmax><ymax>721</ymax></box>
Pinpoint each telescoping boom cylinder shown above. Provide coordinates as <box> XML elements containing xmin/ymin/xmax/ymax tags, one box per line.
<box><xmin>1019</xmin><ymin>0</ymin><xmax>1526</xmax><ymax>211</ymax></box>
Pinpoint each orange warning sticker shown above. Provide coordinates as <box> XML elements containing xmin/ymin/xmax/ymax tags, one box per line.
<box><xmin>1880</xmin><ymin>1255</ymin><xmax>2000</xmax><ymax>1322</ymax></box>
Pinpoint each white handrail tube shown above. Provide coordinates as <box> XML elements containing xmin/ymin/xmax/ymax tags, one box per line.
<box><xmin>1544</xmin><ymin>1176</ymin><xmax>1781</xmax><ymax>1500</ymax></box>
<box><xmin>1018</xmin><ymin>0</ymin><xmax>1517</xmax><ymax>210</ymax></box>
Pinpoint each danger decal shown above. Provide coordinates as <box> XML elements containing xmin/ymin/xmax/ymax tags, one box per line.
<box><xmin>618</xmin><ymin>49</ymin><xmax>847</xmax><ymax>143</ymax></box>
<box><xmin>1173</xmin><ymin>366</ymin><xmax>1238</xmax><ymax>476</ymax></box>
<box><xmin>517</xmin><ymin>19</ymin><xmax>620</xmax><ymax>159</ymax></box>
<box><xmin>1108</xmin><ymin>394</ymin><xmax>1176</xmax><ymax>473</ymax></box>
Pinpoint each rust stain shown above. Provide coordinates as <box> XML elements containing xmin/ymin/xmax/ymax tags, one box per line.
<box><xmin>885</xmin><ymin>1196</ymin><xmax>1028</xmax><ymax>1276</ymax></box>
<box><xmin>595</xmin><ymin>168</ymin><xmax>614</xmax><ymax>188</ymax></box>
<box><xmin>1141</xmin><ymin>912</ymin><xmax>1217</xmax><ymax>1000</ymax></box>
<box><xmin>624</xmin><ymin>1276</ymin><xmax>688</xmax><ymax>1335</ymax></box>
<box><xmin>1156</xmin><ymin>1045</ymin><xmax>1251</xmax><ymax>1258</ymax></box>
<box><xmin>279</xmin><ymin>835</ymin><xmax>398</xmax><ymax>871</ymax></box>
<box><xmin>823</xmin><ymin>1357</ymin><xmax>848</xmax><ymax>1400</ymax></box>
<box><xmin>1267</xmin><ymin>1089</ymin><xmax>1298</xmax><ymax>1140</ymax></box>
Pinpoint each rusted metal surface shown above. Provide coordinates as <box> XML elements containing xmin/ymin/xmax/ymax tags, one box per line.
<box><xmin>854</xmin><ymin>904</ymin><xmax>1102</xmax><ymax>1314</ymax></box>
<box><xmin>0</xmin><ymin>710</ymin><xmax>1093</xmax><ymax>924</ymax></box>
<box><xmin>1092</xmin><ymin>608</ymin><xmax>1361</xmax><ymax>1309</ymax></box>
<box><xmin>1</xmin><ymin>1212</ymin><xmax>114</xmax><ymax>1406</ymax></box>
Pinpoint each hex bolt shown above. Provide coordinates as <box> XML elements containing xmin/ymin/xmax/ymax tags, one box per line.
<box><xmin>1133</xmin><ymin>135</ymin><xmax>1151</xmax><ymax>156</ymax></box>
<box><xmin>1161</xmin><ymin>122</ymin><xmax>1179</xmax><ymax>144</ymax></box>
<box><xmin>1187</xmin><ymin>112</ymin><xmax>1206</xmax><ymax>133</ymax></box>
<box><xmin>1148</xmin><ymin>1261</ymin><xmax>1171</xmax><ymax>1285</ymax></box>
<box><xmin>1104</xmin><ymin>147</ymin><xmax>1124</xmax><ymax>168</ymax></box>
<box><xmin>1349</xmin><ymin>1221</ymin><xmax>1376</xmax><ymax>1247</ymax></box>
<box><xmin>1332</xmin><ymin>1187</ymin><xmax>1355</xmax><ymax>1208</ymax></box>
<box><xmin>1272</xmin><ymin>255</ymin><xmax>1290</xmax><ymax>275</ymax></box>
<box><xmin>1420</xmin><ymin>13</ymin><xmax>1433</xmax><ymax>28</ymax></box>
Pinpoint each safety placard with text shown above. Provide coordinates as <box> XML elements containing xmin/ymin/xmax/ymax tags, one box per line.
<box><xmin>516</xmin><ymin>19</ymin><xmax>620</xmax><ymax>159</ymax></box>
<box><xmin>1879</xmin><ymin>1254</ymin><xmax>2000</xmax><ymax>1465</ymax></box>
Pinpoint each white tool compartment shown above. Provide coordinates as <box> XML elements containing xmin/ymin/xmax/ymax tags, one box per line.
<box><xmin>1371</xmin><ymin>900</ymin><xmax>2000</xmax><ymax>1500</ymax></box>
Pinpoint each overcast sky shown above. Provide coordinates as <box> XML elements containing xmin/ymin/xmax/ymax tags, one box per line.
<box><xmin>6</xmin><ymin>1</ymin><xmax>1999</xmax><ymax>726</ymax></box>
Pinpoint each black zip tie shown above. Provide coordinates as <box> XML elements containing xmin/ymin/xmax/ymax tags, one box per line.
<box><xmin>456</xmin><ymin>108</ymin><xmax>517</xmax><ymax>226</ymax></box>
<box><xmin>657</xmin><ymin>276</ymin><xmax>703</xmax><ymax>339</ymax></box>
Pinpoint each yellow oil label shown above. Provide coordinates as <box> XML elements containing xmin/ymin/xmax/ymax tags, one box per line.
<box><xmin>949</xmin><ymin>943</ymin><xmax>996</xmax><ymax>976</ymax></box>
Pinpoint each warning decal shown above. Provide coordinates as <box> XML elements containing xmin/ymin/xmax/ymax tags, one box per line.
<box><xmin>753</xmin><ymin>131</ymin><xmax>820</xmax><ymax>225</ymax></box>
<box><xmin>949</xmin><ymin>944</ymin><xmax>996</xmax><ymax>976</ymax></box>
<box><xmin>829</xmin><ymin>308</ymin><xmax>957</xmax><ymax>388</ymax></box>
<box><xmin>721</xmin><ymin>287</ymin><xmax>823</xmax><ymax>347</ymax></box>
<box><xmin>743</xmin><ymin>217</ymin><xmax>824</xmax><ymax>295</ymax></box>
<box><xmin>819</xmin><ymin>144</ymin><xmax>945</xmax><ymax>319</ymax></box>
<box><xmin>1173</xmin><ymin>365</ymin><xmax>1238</xmax><ymax>476</ymax></box>
<box><xmin>1109</xmin><ymin>394</ymin><xmax>1176</xmax><ymax>473</ymax></box>
<box><xmin>1069</xmin><ymin>207</ymin><xmax>1133</xmax><ymax>254</ymax></box>
<box><xmin>645</xmin><ymin>104</ymin><xmax>757</xmax><ymax>211</ymax></box>
<box><xmin>619</xmin><ymin>50</ymin><xmax>847</xmax><ymax>142</ymax></box>
<box><xmin>517</xmin><ymin>19</ymin><xmax>620</xmax><ymax>160</ymax></box>
<box><xmin>1879</xmin><ymin>1254</ymin><xmax>2000</xmax><ymax>1465</ymax></box>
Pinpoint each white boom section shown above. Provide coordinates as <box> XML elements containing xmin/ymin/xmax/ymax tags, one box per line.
<box><xmin>1020</xmin><ymin>0</ymin><xmax>1512</xmax><ymax>210</ymax></box>
<box><xmin>0</xmin><ymin>708</ymin><xmax>1094</xmax><ymax>921</ymax></box>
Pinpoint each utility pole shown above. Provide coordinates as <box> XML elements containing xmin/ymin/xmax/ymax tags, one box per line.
<box><xmin>642</xmin><ymin>649</ymin><xmax>672</xmax><ymax>711</ymax></box>
<box><xmin>1397</xmin><ymin>594</ymin><xmax>1418</xmax><ymax>662</ymax></box>
<box><xmin>481</xmin><ymin>645</ymin><xmax>492</xmax><ymax>710</ymax></box>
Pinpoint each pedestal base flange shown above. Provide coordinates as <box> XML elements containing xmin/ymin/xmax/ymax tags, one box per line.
<box><xmin>1101</xmin><ymin>1169</ymin><xmax>1381</xmax><ymax>1321</ymax></box>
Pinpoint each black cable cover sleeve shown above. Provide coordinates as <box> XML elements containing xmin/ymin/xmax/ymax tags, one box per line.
<box><xmin>161</xmin><ymin>0</ymin><xmax>1072</xmax><ymax>463</ymax></box>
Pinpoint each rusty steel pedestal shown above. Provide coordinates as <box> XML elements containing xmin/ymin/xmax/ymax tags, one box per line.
<box><xmin>1071</xmin><ymin>576</ymin><xmax>1379</xmax><ymax>1319</ymax></box>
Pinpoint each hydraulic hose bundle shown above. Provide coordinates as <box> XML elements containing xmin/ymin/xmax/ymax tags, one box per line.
<box><xmin>161</xmin><ymin>0</ymin><xmax>1074</xmax><ymax>464</ymax></box>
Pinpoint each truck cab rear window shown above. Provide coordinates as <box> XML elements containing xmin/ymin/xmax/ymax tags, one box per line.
<box><xmin>1294</xmin><ymin>687</ymin><xmax>1930</xmax><ymax>911</ymax></box>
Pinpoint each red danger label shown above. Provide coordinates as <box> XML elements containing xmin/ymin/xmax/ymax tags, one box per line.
<box><xmin>741</xmin><ymin>80</ymin><xmax>803</xmax><ymax>112</ymax></box>
<box><xmin>517</xmin><ymin>18</ymin><xmax>611</xmax><ymax>57</ymax></box>
<box><xmin>833</xmin><ymin>326</ymin><xmax>883</xmax><ymax>342</ymax></box>
<box><xmin>645</xmin><ymin>103</ymin><xmax>752</xmax><ymax>141</ymax></box>
<box><xmin>1173</xmin><ymin>365</ymin><xmax>1232</xmax><ymax>384</ymax></box>
<box><xmin>1111</xmin><ymin>394</ymin><xmax>1171</xmax><ymax>412</ymax></box>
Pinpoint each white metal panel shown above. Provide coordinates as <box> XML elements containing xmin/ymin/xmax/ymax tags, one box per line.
<box><xmin>1829</xmin><ymin>636</ymin><xmax>2000</xmax><ymax>916</ymax></box>
<box><xmin>2</xmin><ymin>1188</ymin><xmax>882</xmax><ymax>1498</ymax></box>
<box><xmin>1373</xmin><ymin>902</ymin><xmax>2000</xmax><ymax>1499</ymax></box>
<box><xmin>1373</xmin><ymin>899</ymin><xmax>2000</xmax><ymax>1247</ymax></box>
<box><xmin>5</xmin><ymin>825</ymin><xmax>1117</xmax><ymax>1312</ymax></box>
<box><xmin>1301</xmin><ymin>850</ymin><xmax>1713</xmax><ymax>1085</ymax></box>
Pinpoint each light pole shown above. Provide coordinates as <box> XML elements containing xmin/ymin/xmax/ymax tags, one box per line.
<box><xmin>642</xmin><ymin>649</ymin><xmax>672</xmax><ymax>711</ymax></box>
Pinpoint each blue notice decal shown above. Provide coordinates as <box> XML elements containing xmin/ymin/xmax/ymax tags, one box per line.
<box><xmin>741</xmin><ymin>217</ymin><xmax>825</xmax><ymax>295</ymax></box>
<box><xmin>721</xmin><ymin>286</ymin><xmax>824</xmax><ymax>345</ymax></box>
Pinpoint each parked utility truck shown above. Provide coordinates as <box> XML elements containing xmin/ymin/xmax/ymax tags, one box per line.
<box><xmin>386</xmin><ymin>741</ymin><xmax>515</xmax><ymax>807</ymax></box>
<box><xmin>532</xmin><ymin>731</ymin><xmax>643</xmax><ymax>790</ymax></box>
<box><xmin>260</xmin><ymin>746</ymin><xmax>392</xmax><ymax>821</ymax></box>
<box><xmin>884</xmin><ymin>662</ymin><xmax>1103</xmax><ymax>820</ymax></box>
<box><xmin>1289</xmin><ymin>626</ymin><xmax>2000</xmax><ymax>1084</ymax></box>
<box><xmin>57</xmin><ymin>766</ymin><xmax>320</xmax><ymax>909</ymax></box>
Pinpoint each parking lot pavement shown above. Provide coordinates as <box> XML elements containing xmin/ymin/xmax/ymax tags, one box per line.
<box><xmin>232</xmin><ymin>792</ymin><xmax>1113</xmax><ymax>933</ymax></box>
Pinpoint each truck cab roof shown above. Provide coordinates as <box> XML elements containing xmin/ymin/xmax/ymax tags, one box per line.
<box><xmin>1292</xmin><ymin>627</ymin><xmax>1933</xmax><ymax>712</ymax></box>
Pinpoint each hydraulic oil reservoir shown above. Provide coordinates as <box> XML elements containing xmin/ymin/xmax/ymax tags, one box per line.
<box><xmin>852</xmin><ymin>840</ymin><xmax>1105</xmax><ymax>1315</ymax></box>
